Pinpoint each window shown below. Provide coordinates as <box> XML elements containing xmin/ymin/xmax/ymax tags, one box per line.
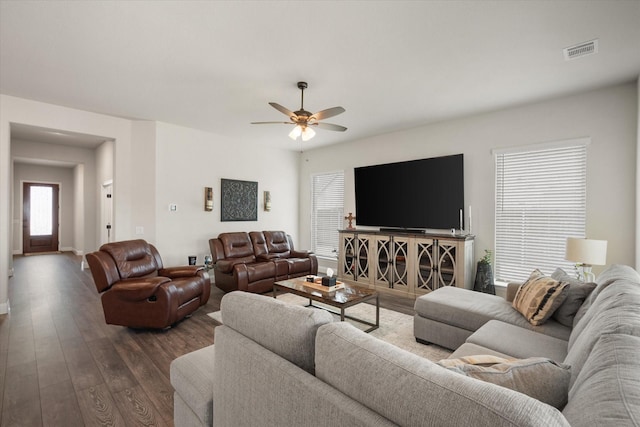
<box><xmin>494</xmin><ymin>139</ymin><xmax>588</xmax><ymax>282</ymax></box>
<box><xmin>311</xmin><ymin>171</ymin><xmax>344</xmax><ymax>258</ymax></box>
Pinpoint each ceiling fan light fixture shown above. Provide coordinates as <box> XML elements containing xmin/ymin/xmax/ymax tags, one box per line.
<box><xmin>253</xmin><ymin>81</ymin><xmax>345</xmax><ymax>141</ymax></box>
<box><xmin>301</xmin><ymin>126</ymin><xmax>315</xmax><ymax>141</ymax></box>
<box><xmin>288</xmin><ymin>125</ymin><xmax>302</xmax><ymax>140</ymax></box>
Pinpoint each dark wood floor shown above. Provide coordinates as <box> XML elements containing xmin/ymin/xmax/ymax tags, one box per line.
<box><xmin>0</xmin><ymin>252</ymin><xmax>415</xmax><ymax>426</ymax></box>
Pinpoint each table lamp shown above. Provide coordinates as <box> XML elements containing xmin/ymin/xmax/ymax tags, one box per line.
<box><xmin>565</xmin><ymin>237</ymin><xmax>607</xmax><ymax>282</ymax></box>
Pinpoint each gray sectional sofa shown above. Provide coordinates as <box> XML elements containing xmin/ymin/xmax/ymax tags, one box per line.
<box><xmin>171</xmin><ymin>265</ymin><xmax>640</xmax><ymax>426</ymax></box>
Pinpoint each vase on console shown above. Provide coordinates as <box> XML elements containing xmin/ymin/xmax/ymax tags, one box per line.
<box><xmin>474</xmin><ymin>250</ymin><xmax>496</xmax><ymax>295</ymax></box>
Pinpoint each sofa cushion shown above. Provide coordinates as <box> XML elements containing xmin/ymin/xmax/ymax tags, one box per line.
<box><xmin>220</xmin><ymin>291</ymin><xmax>333</xmax><ymax>374</ymax></box>
<box><xmin>213</xmin><ymin>324</ymin><xmax>394</xmax><ymax>427</ymax></box>
<box><xmin>316</xmin><ymin>322</ymin><xmax>571</xmax><ymax>427</ymax></box>
<box><xmin>245</xmin><ymin>261</ymin><xmax>276</xmax><ymax>282</ymax></box>
<box><xmin>264</xmin><ymin>230</ymin><xmax>292</xmax><ymax>256</ymax></box>
<box><xmin>438</xmin><ymin>356</ymin><xmax>570</xmax><ymax>409</ymax></box>
<box><xmin>170</xmin><ymin>344</ymin><xmax>216</xmax><ymax>426</ymax></box>
<box><xmin>563</xmin><ymin>334</ymin><xmax>640</xmax><ymax>426</ymax></box>
<box><xmin>550</xmin><ymin>268</ymin><xmax>596</xmax><ymax>327</ymax></box>
<box><xmin>101</xmin><ymin>239</ymin><xmax>158</xmax><ymax>279</ymax></box>
<box><xmin>572</xmin><ymin>264</ymin><xmax>640</xmax><ymax>328</ymax></box>
<box><xmin>513</xmin><ymin>270</ymin><xmax>569</xmax><ymax>326</ymax></box>
<box><xmin>415</xmin><ymin>286</ymin><xmax>571</xmax><ymax>341</ymax></box>
<box><xmin>466</xmin><ymin>320</ymin><xmax>568</xmax><ymax>362</ymax></box>
<box><xmin>218</xmin><ymin>232</ymin><xmax>255</xmax><ymax>258</ymax></box>
<box><xmin>564</xmin><ymin>280</ymin><xmax>640</xmax><ymax>387</ymax></box>
<box><xmin>287</xmin><ymin>257</ymin><xmax>312</xmax><ymax>275</ymax></box>
<box><xmin>449</xmin><ymin>342</ymin><xmax>515</xmax><ymax>360</ymax></box>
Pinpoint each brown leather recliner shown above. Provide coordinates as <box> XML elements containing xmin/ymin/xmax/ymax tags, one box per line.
<box><xmin>86</xmin><ymin>239</ymin><xmax>211</xmax><ymax>329</ymax></box>
<box><xmin>209</xmin><ymin>231</ymin><xmax>318</xmax><ymax>294</ymax></box>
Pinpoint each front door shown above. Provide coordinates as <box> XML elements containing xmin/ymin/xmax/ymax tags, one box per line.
<box><xmin>23</xmin><ymin>182</ymin><xmax>59</xmax><ymax>254</ymax></box>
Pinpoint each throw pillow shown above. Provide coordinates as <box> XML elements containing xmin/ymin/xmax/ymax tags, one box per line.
<box><xmin>438</xmin><ymin>356</ymin><xmax>571</xmax><ymax>409</ymax></box>
<box><xmin>550</xmin><ymin>268</ymin><xmax>597</xmax><ymax>328</ymax></box>
<box><xmin>437</xmin><ymin>354</ymin><xmax>516</xmax><ymax>368</ymax></box>
<box><xmin>513</xmin><ymin>270</ymin><xmax>569</xmax><ymax>326</ymax></box>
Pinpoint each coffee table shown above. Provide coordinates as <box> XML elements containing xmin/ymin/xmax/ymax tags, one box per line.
<box><xmin>273</xmin><ymin>278</ymin><xmax>379</xmax><ymax>332</ymax></box>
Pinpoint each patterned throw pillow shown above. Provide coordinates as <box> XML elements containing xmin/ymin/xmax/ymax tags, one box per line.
<box><xmin>513</xmin><ymin>269</ymin><xmax>569</xmax><ymax>326</ymax></box>
<box><xmin>438</xmin><ymin>356</ymin><xmax>571</xmax><ymax>409</ymax></box>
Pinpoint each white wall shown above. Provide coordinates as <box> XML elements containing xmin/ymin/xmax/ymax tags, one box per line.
<box><xmin>636</xmin><ymin>76</ymin><xmax>640</xmax><ymax>270</ymax></box>
<box><xmin>299</xmin><ymin>82</ymin><xmax>638</xmax><ymax>275</ymax></box>
<box><xmin>12</xmin><ymin>163</ymin><xmax>75</xmax><ymax>253</ymax></box>
<box><xmin>130</xmin><ymin>121</ymin><xmax>157</xmax><ymax>244</ymax></box>
<box><xmin>153</xmin><ymin>122</ymin><xmax>300</xmax><ymax>266</ymax></box>
<box><xmin>73</xmin><ymin>164</ymin><xmax>84</xmax><ymax>254</ymax></box>
<box><xmin>0</xmin><ymin>94</ymin><xmax>134</xmax><ymax>314</ymax></box>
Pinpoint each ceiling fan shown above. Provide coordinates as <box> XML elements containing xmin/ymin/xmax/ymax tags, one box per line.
<box><xmin>251</xmin><ymin>81</ymin><xmax>347</xmax><ymax>141</ymax></box>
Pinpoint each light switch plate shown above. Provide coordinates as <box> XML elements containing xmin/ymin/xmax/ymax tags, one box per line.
<box><xmin>169</xmin><ymin>204</ymin><xmax>178</xmax><ymax>212</ymax></box>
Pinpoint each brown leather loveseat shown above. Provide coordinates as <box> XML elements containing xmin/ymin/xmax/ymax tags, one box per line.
<box><xmin>86</xmin><ymin>239</ymin><xmax>211</xmax><ymax>329</ymax></box>
<box><xmin>209</xmin><ymin>231</ymin><xmax>318</xmax><ymax>293</ymax></box>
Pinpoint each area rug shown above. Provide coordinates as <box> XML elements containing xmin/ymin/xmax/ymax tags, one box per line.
<box><xmin>207</xmin><ymin>293</ymin><xmax>451</xmax><ymax>362</ymax></box>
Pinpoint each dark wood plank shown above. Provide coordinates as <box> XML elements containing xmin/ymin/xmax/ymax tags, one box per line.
<box><xmin>60</xmin><ymin>337</ymin><xmax>105</xmax><ymax>391</ymax></box>
<box><xmin>87</xmin><ymin>337</ymin><xmax>138</xmax><ymax>393</ymax></box>
<box><xmin>76</xmin><ymin>382</ymin><xmax>126</xmax><ymax>427</ymax></box>
<box><xmin>40</xmin><ymin>379</ymin><xmax>85</xmax><ymax>427</ymax></box>
<box><xmin>2</xmin><ymin>360</ymin><xmax>42</xmax><ymax>426</ymax></box>
<box><xmin>111</xmin><ymin>333</ymin><xmax>175</xmax><ymax>423</ymax></box>
<box><xmin>113</xmin><ymin>385</ymin><xmax>168</xmax><ymax>427</ymax></box>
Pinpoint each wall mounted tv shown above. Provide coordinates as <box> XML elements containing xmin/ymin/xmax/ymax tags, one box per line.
<box><xmin>354</xmin><ymin>154</ymin><xmax>464</xmax><ymax>231</ymax></box>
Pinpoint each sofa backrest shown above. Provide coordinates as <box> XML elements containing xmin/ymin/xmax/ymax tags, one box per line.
<box><xmin>564</xmin><ymin>279</ymin><xmax>640</xmax><ymax>387</ymax></box>
<box><xmin>213</xmin><ymin>325</ymin><xmax>394</xmax><ymax>427</ymax></box>
<box><xmin>263</xmin><ymin>230</ymin><xmax>292</xmax><ymax>257</ymax></box>
<box><xmin>99</xmin><ymin>239</ymin><xmax>160</xmax><ymax>280</ymax></box>
<box><xmin>220</xmin><ymin>291</ymin><xmax>333</xmax><ymax>374</ymax></box>
<box><xmin>562</xmin><ymin>333</ymin><xmax>640</xmax><ymax>425</ymax></box>
<box><xmin>249</xmin><ymin>231</ymin><xmax>269</xmax><ymax>257</ymax></box>
<box><xmin>572</xmin><ymin>264</ymin><xmax>640</xmax><ymax>328</ymax></box>
<box><xmin>217</xmin><ymin>232</ymin><xmax>256</xmax><ymax>261</ymax></box>
<box><xmin>316</xmin><ymin>322</ymin><xmax>570</xmax><ymax>427</ymax></box>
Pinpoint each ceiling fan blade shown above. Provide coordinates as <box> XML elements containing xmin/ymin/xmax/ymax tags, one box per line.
<box><xmin>251</xmin><ymin>121</ymin><xmax>294</xmax><ymax>124</ymax></box>
<box><xmin>269</xmin><ymin>102</ymin><xmax>296</xmax><ymax>118</ymax></box>
<box><xmin>313</xmin><ymin>122</ymin><xmax>347</xmax><ymax>132</ymax></box>
<box><xmin>310</xmin><ymin>106</ymin><xmax>345</xmax><ymax>121</ymax></box>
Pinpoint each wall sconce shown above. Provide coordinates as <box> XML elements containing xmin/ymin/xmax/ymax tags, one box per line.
<box><xmin>264</xmin><ymin>191</ymin><xmax>271</xmax><ymax>211</ymax></box>
<box><xmin>204</xmin><ymin>187</ymin><xmax>213</xmax><ymax>211</ymax></box>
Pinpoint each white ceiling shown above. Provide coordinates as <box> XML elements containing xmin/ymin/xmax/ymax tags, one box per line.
<box><xmin>1</xmin><ymin>1</ymin><xmax>639</xmax><ymax>151</ymax></box>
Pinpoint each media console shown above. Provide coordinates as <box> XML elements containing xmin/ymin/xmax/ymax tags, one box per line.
<box><xmin>338</xmin><ymin>229</ymin><xmax>474</xmax><ymax>296</ymax></box>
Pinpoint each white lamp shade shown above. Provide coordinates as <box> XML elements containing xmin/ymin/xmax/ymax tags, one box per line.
<box><xmin>288</xmin><ymin>125</ymin><xmax>302</xmax><ymax>140</ymax></box>
<box><xmin>565</xmin><ymin>237</ymin><xmax>607</xmax><ymax>265</ymax></box>
<box><xmin>301</xmin><ymin>126</ymin><xmax>315</xmax><ymax>141</ymax></box>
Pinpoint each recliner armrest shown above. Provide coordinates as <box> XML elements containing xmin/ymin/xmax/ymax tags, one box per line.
<box><xmin>217</xmin><ymin>256</ymin><xmax>256</xmax><ymax>273</ymax></box>
<box><xmin>110</xmin><ymin>277</ymin><xmax>172</xmax><ymax>301</ymax></box>
<box><xmin>290</xmin><ymin>250</ymin><xmax>313</xmax><ymax>258</ymax></box>
<box><xmin>159</xmin><ymin>265</ymin><xmax>204</xmax><ymax>278</ymax></box>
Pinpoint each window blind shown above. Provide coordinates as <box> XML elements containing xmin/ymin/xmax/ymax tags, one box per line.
<box><xmin>495</xmin><ymin>142</ymin><xmax>587</xmax><ymax>282</ymax></box>
<box><xmin>311</xmin><ymin>171</ymin><xmax>344</xmax><ymax>258</ymax></box>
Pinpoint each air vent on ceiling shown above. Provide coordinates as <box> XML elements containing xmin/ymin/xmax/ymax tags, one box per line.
<box><xmin>563</xmin><ymin>39</ymin><xmax>599</xmax><ymax>61</ymax></box>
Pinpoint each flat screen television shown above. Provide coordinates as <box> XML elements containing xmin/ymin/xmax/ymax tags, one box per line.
<box><xmin>354</xmin><ymin>154</ymin><xmax>464</xmax><ymax>230</ymax></box>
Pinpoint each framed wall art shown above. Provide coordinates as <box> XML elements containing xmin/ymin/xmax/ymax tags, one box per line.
<box><xmin>221</xmin><ymin>178</ymin><xmax>258</xmax><ymax>221</ymax></box>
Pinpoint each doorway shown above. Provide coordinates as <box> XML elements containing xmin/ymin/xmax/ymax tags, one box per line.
<box><xmin>23</xmin><ymin>182</ymin><xmax>60</xmax><ymax>254</ymax></box>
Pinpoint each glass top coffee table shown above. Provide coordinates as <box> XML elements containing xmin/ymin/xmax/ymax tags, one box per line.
<box><xmin>273</xmin><ymin>278</ymin><xmax>379</xmax><ymax>332</ymax></box>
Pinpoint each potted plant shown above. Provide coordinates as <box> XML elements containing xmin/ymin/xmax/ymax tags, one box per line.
<box><xmin>473</xmin><ymin>250</ymin><xmax>496</xmax><ymax>295</ymax></box>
